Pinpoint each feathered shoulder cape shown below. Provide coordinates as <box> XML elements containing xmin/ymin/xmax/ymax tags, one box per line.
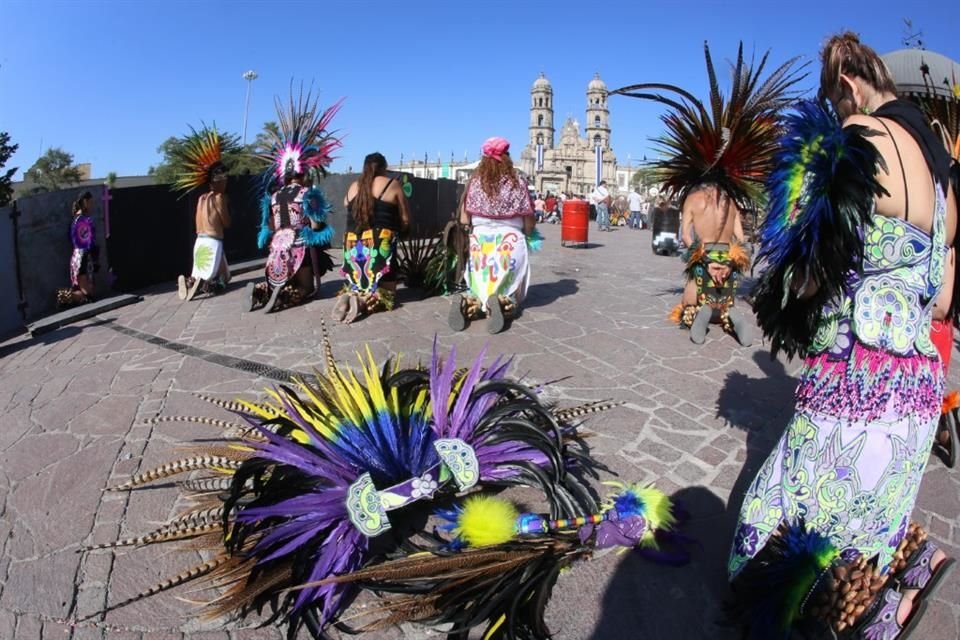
<box><xmin>751</xmin><ymin>99</ymin><xmax>888</xmax><ymax>358</ymax></box>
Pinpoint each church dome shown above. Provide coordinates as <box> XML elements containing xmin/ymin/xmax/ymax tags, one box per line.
<box><xmin>881</xmin><ymin>49</ymin><xmax>960</xmax><ymax>100</ymax></box>
<box><xmin>532</xmin><ymin>73</ymin><xmax>552</xmax><ymax>91</ymax></box>
<box><xmin>588</xmin><ymin>73</ymin><xmax>607</xmax><ymax>92</ymax></box>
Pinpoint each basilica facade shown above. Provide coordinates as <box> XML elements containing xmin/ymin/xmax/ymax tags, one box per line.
<box><xmin>519</xmin><ymin>73</ymin><xmax>619</xmax><ymax>197</ymax></box>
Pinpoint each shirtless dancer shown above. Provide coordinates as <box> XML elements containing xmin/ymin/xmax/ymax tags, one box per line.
<box><xmin>610</xmin><ymin>41</ymin><xmax>800</xmax><ymax>348</ymax></box>
<box><xmin>178</xmin><ymin>163</ymin><xmax>231</xmax><ymax>301</ymax></box>
<box><xmin>679</xmin><ymin>186</ymin><xmax>752</xmax><ymax>345</ymax></box>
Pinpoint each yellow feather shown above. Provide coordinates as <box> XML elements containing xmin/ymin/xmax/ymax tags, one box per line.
<box><xmin>483</xmin><ymin>614</ymin><xmax>507</xmax><ymax>639</ymax></box>
<box><xmin>456</xmin><ymin>495</ymin><xmax>519</xmax><ymax>547</ymax></box>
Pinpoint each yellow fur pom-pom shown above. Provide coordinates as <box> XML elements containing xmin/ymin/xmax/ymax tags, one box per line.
<box><xmin>632</xmin><ymin>485</ymin><xmax>676</xmax><ymax>547</ymax></box>
<box><xmin>456</xmin><ymin>495</ymin><xmax>519</xmax><ymax>547</ymax></box>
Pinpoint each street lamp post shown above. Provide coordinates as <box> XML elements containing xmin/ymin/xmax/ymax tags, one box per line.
<box><xmin>242</xmin><ymin>70</ymin><xmax>258</xmax><ymax>144</ymax></box>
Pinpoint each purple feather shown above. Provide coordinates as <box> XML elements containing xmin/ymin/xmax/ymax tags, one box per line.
<box><xmin>449</xmin><ymin>346</ymin><xmax>488</xmax><ymax>439</ymax></box>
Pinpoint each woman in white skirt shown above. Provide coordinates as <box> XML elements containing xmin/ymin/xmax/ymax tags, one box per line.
<box><xmin>449</xmin><ymin>137</ymin><xmax>537</xmax><ymax>334</ymax></box>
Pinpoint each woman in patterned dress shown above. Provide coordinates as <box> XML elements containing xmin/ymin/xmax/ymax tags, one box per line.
<box><xmin>731</xmin><ymin>33</ymin><xmax>957</xmax><ymax>638</ymax></box>
<box><xmin>448</xmin><ymin>137</ymin><xmax>536</xmax><ymax>335</ymax></box>
<box><xmin>56</xmin><ymin>191</ymin><xmax>99</xmax><ymax>308</ymax></box>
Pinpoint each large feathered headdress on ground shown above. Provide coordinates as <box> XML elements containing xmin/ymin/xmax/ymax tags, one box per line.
<box><xmin>610</xmin><ymin>42</ymin><xmax>806</xmax><ymax>208</ymax></box>
<box><xmin>257</xmin><ymin>84</ymin><xmax>343</xmax><ymax>191</ymax></box>
<box><xmin>169</xmin><ymin>124</ymin><xmax>241</xmax><ymax>195</ymax></box>
<box><xmin>78</xmin><ymin>330</ymin><xmax>690</xmax><ymax>639</ymax></box>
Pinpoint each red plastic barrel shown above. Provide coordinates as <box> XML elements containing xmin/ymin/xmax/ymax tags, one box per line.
<box><xmin>561</xmin><ymin>200</ymin><xmax>589</xmax><ymax>247</ymax></box>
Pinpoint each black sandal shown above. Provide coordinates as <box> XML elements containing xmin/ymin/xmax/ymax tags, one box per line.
<box><xmin>448</xmin><ymin>294</ymin><xmax>468</xmax><ymax>332</ymax></box>
<box><xmin>933</xmin><ymin>408</ymin><xmax>957</xmax><ymax>469</ymax></box>
<box><xmin>487</xmin><ymin>296</ymin><xmax>505</xmax><ymax>335</ymax></box>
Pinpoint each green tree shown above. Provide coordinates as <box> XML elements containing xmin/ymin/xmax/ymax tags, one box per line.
<box><xmin>630</xmin><ymin>166</ymin><xmax>658</xmax><ymax>189</ymax></box>
<box><xmin>23</xmin><ymin>147</ymin><xmax>83</xmax><ymax>192</ymax></box>
<box><xmin>147</xmin><ymin>136</ymin><xmax>180</xmax><ymax>184</ymax></box>
<box><xmin>251</xmin><ymin>121</ymin><xmax>279</xmax><ymax>155</ymax></box>
<box><xmin>0</xmin><ymin>131</ymin><xmax>18</xmax><ymax>207</ymax></box>
<box><xmin>225</xmin><ymin>120</ymin><xmax>279</xmax><ymax>175</ymax></box>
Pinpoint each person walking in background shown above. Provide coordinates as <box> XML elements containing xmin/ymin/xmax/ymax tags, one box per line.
<box><xmin>56</xmin><ymin>191</ymin><xmax>99</xmax><ymax>308</ymax></box>
<box><xmin>533</xmin><ymin>193</ymin><xmax>545</xmax><ymax>223</ymax></box>
<box><xmin>591</xmin><ymin>180</ymin><xmax>611</xmax><ymax>231</ymax></box>
<box><xmin>449</xmin><ymin>136</ymin><xmax>538</xmax><ymax>334</ymax></box>
<box><xmin>628</xmin><ymin>184</ymin><xmax>644</xmax><ymax>229</ymax></box>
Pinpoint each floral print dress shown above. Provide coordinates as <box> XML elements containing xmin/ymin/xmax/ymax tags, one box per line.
<box><xmin>729</xmin><ymin>190</ymin><xmax>948</xmax><ymax>578</ymax></box>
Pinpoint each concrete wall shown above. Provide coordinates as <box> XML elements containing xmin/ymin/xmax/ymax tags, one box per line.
<box><xmin>318</xmin><ymin>173</ymin><xmax>461</xmax><ymax>245</ymax></box>
<box><xmin>0</xmin><ymin>204</ymin><xmax>22</xmax><ymax>337</ymax></box>
<box><xmin>11</xmin><ymin>186</ymin><xmax>109</xmax><ymax>323</ymax></box>
<box><xmin>0</xmin><ymin>174</ymin><xmax>461</xmax><ymax>335</ymax></box>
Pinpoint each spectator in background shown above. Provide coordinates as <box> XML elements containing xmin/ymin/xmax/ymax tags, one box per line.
<box><xmin>591</xmin><ymin>180</ymin><xmax>612</xmax><ymax>231</ymax></box>
<box><xmin>628</xmin><ymin>185</ymin><xmax>644</xmax><ymax>229</ymax></box>
<box><xmin>534</xmin><ymin>193</ymin><xmax>545</xmax><ymax>222</ymax></box>
<box><xmin>544</xmin><ymin>192</ymin><xmax>556</xmax><ymax>218</ymax></box>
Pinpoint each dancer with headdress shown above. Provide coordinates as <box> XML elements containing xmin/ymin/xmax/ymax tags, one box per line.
<box><xmin>612</xmin><ymin>42</ymin><xmax>805</xmax><ymax>346</ymax></box>
<box><xmin>79</xmin><ymin>331</ymin><xmax>690</xmax><ymax>638</ymax></box>
<box><xmin>334</xmin><ymin>151</ymin><xmax>410</xmax><ymax>323</ymax></box>
<box><xmin>730</xmin><ymin>33</ymin><xmax>957</xmax><ymax>639</ymax></box>
<box><xmin>244</xmin><ymin>89</ymin><xmax>340</xmax><ymax>313</ymax></box>
<box><xmin>56</xmin><ymin>191</ymin><xmax>99</xmax><ymax>308</ymax></box>
<box><xmin>169</xmin><ymin>126</ymin><xmax>240</xmax><ymax>301</ymax></box>
<box><xmin>448</xmin><ymin>136</ymin><xmax>541</xmax><ymax>334</ymax></box>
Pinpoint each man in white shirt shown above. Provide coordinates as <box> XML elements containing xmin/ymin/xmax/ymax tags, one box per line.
<box><xmin>627</xmin><ymin>186</ymin><xmax>644</xmax><ymax>229</ymax></box>
<box><xmin>591</xmin><ymin>181</ymin><xmax>611</xmax><ymax>231</ymax></box>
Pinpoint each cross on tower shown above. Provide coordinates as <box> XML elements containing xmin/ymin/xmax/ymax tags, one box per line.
<box><xmin>101</xmin><ymin>185</ymin><xmax>113</xmax><ymax>239</ymax></box>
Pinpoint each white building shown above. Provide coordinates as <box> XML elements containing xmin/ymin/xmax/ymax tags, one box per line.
<box><xmin>519</xmin><ymin>73</ymin><xmax>625</xmax><ymax>197</ymax></box>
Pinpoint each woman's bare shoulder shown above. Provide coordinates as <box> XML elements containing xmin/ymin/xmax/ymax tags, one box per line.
<box><xmin>841</xmin><ymin>113</ymin><xmax>878</xmax><ymax>129</ymax></box>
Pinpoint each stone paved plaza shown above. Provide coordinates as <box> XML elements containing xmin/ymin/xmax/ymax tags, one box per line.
<box><xmin>1</xmin><ymin>222</ymin><xmax>958</xmax><ymax>639</ymax></box>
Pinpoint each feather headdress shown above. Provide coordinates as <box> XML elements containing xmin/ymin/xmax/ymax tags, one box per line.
<box><xmin>169</xmin><ymin>124</ymin><xmax>241</xmax><ymax>195</ymax></box>
<box><xmin>257</xmin><ymin>84</ymin><xmax>344</xmax><ymax>191</ymax></box>
<box><xmin>611</xmin><ymin>42</ymin><xmax>807</xmax><ymax>209</ymax></box>
<box><xmin>80</xmin><ymin>330</ymin><xmax>686</xmax><ymax>638</ymax></box>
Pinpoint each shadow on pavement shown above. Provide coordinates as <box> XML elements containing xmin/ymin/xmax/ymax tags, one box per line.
<box><xmin>0</xmin><ymin>317</ymin><xmax>114</xmax><ymax>360</ymax></box>
<box><xmin>588</xmin><ymin>486</ymin><xmax>736</xmax><ymax>639</ymax></box>
<box><xmin>587</xmin><ymin>353</ymin><xmax>799</xmax><ymax>639</ymax></box>
<box><xmin>523</xmin><ymin>278</ymin><xmax>579</xmax><ymax>309</ymax></box>
<box><xmin>715</xmin><ymin>351</ymin><xmax>797</xmax><ymax>525</ymax></box>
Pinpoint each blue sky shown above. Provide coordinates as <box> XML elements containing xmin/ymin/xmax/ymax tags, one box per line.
<box><xmin>1</xmin><ymin>0</ymin><xmax>957</xmax><ymax>180</ymax></box>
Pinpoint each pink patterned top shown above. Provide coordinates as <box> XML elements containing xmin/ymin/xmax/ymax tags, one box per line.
<box><xmin>464</xmin><ymin>175</ymin><xmax>534</xmax><ymax>220</ymax></box>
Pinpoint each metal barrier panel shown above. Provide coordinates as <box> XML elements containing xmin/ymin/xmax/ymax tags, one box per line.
<box><xmin>0</xmin><ymin>205</ymin><xmax>23</xmax><ymax>337</ymax></box>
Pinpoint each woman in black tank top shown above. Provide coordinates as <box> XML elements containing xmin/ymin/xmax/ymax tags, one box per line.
<box><xmin>334</xmin><ymin>152</ymin><xmax>410</xmax><ymax>323</ymax></box>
